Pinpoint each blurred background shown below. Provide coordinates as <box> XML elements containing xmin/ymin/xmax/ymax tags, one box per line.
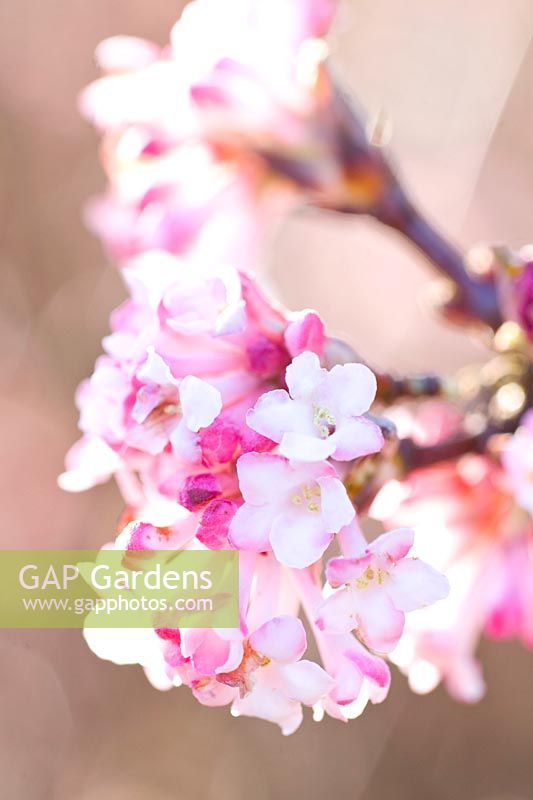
<box><xmin>1</xmin><ymin>0</ymin><xmax>533</xmax><ymax>797</ymax></box>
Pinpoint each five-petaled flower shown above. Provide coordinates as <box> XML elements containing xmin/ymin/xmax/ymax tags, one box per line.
<box><xmin>126</xmin><ymin>346</ymin><xmax>222</xmax><ymax>458</ymax></box>
<box><xmin>246</xmin><ymin>350</ymin><xmax>384</xmax><ymax>462</ymax></box>
<box><xmin>316</xmin><ymin>528</ymin><xmax>449</xmax><ymax>653</ymax></box>
<box><xmin>229</xmin><ymin>452</ymin><xmax>355</xmax><ymax>568</ymax></box>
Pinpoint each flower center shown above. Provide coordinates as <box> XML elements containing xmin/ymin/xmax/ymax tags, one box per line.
<box><xmin>291</xmin><ymin>483</ymin><xmax>321</xmax><ymax>513</ymax></box>
<box><xmin>145</xmin><ymin>401</ymin><xmax>181</xmax><ymax>426</ymax></box>
<box><xmin>216</xmin><ymin>640</ymin><xmax>270</xmax><ymax>698</ymax></box>
<box><xmin>313</xmin><ymin>406</ymin><xmax>336</xmax><ymax>439</ymax></box>
<box><xmin>354</xmin><ymin>563</ymin><xmax>387</xmax><ymax>589</ymax></box>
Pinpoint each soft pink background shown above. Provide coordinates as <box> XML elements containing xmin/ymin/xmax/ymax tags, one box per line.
<box><xmin>0</xmin><ymin>1</ymin><xmax>532</xmax><ymax>797</ymax></box>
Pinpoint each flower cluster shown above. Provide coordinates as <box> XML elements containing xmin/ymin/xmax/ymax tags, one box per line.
<box><xmin>79</xmin><ymin>0</ymin><xmax>390</xmax><ymax>272</ymax></box>
<box><xmin>371</xmin><ymin>406</ymin><xmax>533</xmax><ymax>702</ymax></box>
<box><xmin>62</xmin><ymin>0</ymin><xmax>456</xmax><ymax>735</ymax></box>
<box><xmin>62</xmin><ymin>253</ymin><xmax>448</xmax><ymax>732</ymax></box>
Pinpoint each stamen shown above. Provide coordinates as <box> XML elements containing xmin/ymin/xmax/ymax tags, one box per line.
<box><xmin>313</xmin><ymin>406</ymin><xmax>337</xmax><ymax>438</ymax></box>
<box><xmin>292</xmin><ymin>484</ymin><xmax>322</xmax><ymax>512</ymax></box>
<box><xmin>163</xmin><ymin>402</ymin><xmax>181</xmax><ymax>415</ymax></box>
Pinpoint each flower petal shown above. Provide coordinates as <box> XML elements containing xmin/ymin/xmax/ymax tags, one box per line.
<box><xmin>345</xmin><ymin>639</ymin><xmax>391</xmax><ymax>689</ymax></box>
<box><xmin>285</xmin><ymin>350</ymin><xmax>325</xmax><ymax>399</ymax></box>
<box><xmin>316</xmin><ymin>589</ymin><xmax>359</xmax><ymax>634</ymax></box>
<box><xmin>279</xmin><ymin>659</ymin><xmax>335</xmax><ymax>704</ymax></box>
<box><xmin>169</xmin><ymin>419</ymin><xmax>200</xmax><ymax>462</ymax></box>
<box><xmin>370</xmin><ymin>527</ymin><xmax>415</xmax><ymax>562</ymax></box>
<box><xmin>318</xmin><ymin>475</ymin><xmax>355</xmax><ymax>532</ymax></box>
<box><xmin>249</xmin><ymin>616</ymin><xmax>307</xmax><ymax>663</ymax></box>
<box><xmin>270</xmin><ymin>509</ymin><xmax>331</xmax><ymax>568</ymax></box>
<box><xmin>325</xmin><ymin>554</ymin><xmax>372</xmax><ymax>587</ymax></box>
<box><xmin>284</xmin><ymin>311</ymin><xmax>325</xmax><ymax>357</ymax></box>
<box><xmin>387</xmin><ymin>558</ymin><xmax>450</xmax><ymax>612</ymax></box>
<box><xmin>235</xmin><ymin>452</ymin><xmax>291</xmax><ymax>505</ymax></box>
<box><xmin>228</xmin><ymin>502</ymin><xmax>273</xmax><ymax>552</ymax></box>
<box><xmin>331</xmin><ymin>417</ymin><xmax>384</xmax><ymax>461</ymax></box>
<box><xmin>179</xmin><ymin>375</ymin><xmax>222</xmax><ymax>432</ymax></box>
<box><xmin>137</xmin><ymin>346</ymin><xmax>178</xmax><ymax>388</ymax></box>
<box><xmin>353</xmin><ymin>587</ymin><xmax>405</xmax><ymax>654</ymax></box>
<box><xmin>58</xmin><ymin>436</ymin><xmax>121</xmax><ymax>492</ymax></box>
<box><xmin>246</xmin><ymin>390</ymin><xmax>314</xmax><ymax>443</ymax></box>
<box><xmin>280</xmin><ymin>432</ymin><xmax>335</xmax><ymax>462</ymax></box>
<box><xmin>325</xmin><ymin>362</ymin><xmax>377</xmax><ymax>416</ymax></box>
<box><xmin>231</xmin><ymin>676</ymin><xmax>303</xmax><ymax>735</ymax></box>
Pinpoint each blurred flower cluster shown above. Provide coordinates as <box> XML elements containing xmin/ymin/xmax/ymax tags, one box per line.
<box><xmin>63</xmin><ymin>0</ymin><xmax>532</xmax><ymax>733</ymax></box>
<box><xmin>372</xmin><ymin>404</ymin><xmax>533</xmax><ymax>702</ymax></box>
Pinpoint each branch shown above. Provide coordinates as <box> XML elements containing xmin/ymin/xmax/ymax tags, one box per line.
<box><xmin>373</xmin><ymin>188</ymin><xmax>503</xmax><ymax>331</ymax></box>
<box><xmin>324</xmin><ymin>337</ymin><xmax>452</xmax><ymax>403</ymax></box>
<box><xmin>315</xmin><ymin>75</ymin><xmax>503</xmax><ymax>331</ymax></box>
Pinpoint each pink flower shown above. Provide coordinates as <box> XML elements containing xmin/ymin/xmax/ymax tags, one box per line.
<box><xmin>158</xmin><ymin>265</ymin><xmax>246</xmax><ymax>337</ymax></box>
<box><xmin>373</xmin><ymin>403</ymin><xmax>533</xmax><ymax>702</ymax></box>
<box><xmin>316</xmin><ymin>528</ymin><xmax>449</xmax><ymax>653</ymax></box>
<box><xmin>229</xmin><ymin>452</ymin><xmax>355</xmax><ymax>567</ymax></box>
<box><xmin>502</xmin><ymin>411</ymin><xmax>533</xmax><ymax>514</ymax></box>
<box><xmin>127</xmin><ymin>347</ymin><xmax>222</xmax><ymax>457</ymax></box>
<box><xmin>484</xmin><ymin>536</ymin><xmax>533</xmax><ymax>647</ymax></box>
<box><xmin>68</xmin><ymin>0</ymin><xmax>463</xmax><ymax>735</ymax></box>
<box><xmin>246</xmin><ymin>350</ymin><xmax>383</xmax><ymax>462</ymax></box>
<box><xmin>60</xmin><ymin>266</ymin><xmax>327</xmax><ymax>507</ymax></box>
<box><xmin>219</xmin><ymin>616</ymin><xmax>334</xmax><ymax>735</ymax></box>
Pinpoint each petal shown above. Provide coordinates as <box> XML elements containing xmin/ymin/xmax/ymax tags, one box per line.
<box><xmin>345</xmin><ymin>639</ymin><xmax>391</xmax><ymax>689</ymax></box>
<box><xmin>169</xmin><ymin>419</ymin><xmax>200</xmax><ymax>462</ymax></box>
<box><xmin>183</xmin><ymin>629</ymin><xmax>243</xmax><ymax>676</ymax></box>
<box><xmin>317</xmin><ymin>476</ymin><xmax>355</xmax><ymax>532</ymax></box>
<box><xmin>246</xmin><ymin>390</ymin><xmax>314</xmax><ymax>443</ymax></box>
<box><xmin>353</xmin><ymin>588</ymin><xmax>405</xmax><ymax>654</ymax></box>
<box><xmin>132</xmin><ymin>383</ymin><xmax>165</xmax><ymax>425</ymax></box>
<box><xmin>284</xmin><ymin>311</ymin><xmax>325</xmax><ymax>357</ymax></box>
<box><xmin>235</xmin><ymin>452</ymin><xmax>291</xmax><ymax>505</ymax></box>
<box><xmin>316</xmin><ymin>589</ymin><xmax>359</xmax><ymax>635</ymax></box>
<box><xmin>387</xmin><ymin>559</ymin><xmax>450</xmax><ymax>612</ymax></box>
<box><xmin>137</xmin><ymin>346</ymin><xmax>178</xmax><ymax>387</ymax></box>
<box><xmin>231</xmin><ymin>675</ymin><xmax>303</xmax><ymax>735</ymax></box>
<box><xmin>228</xmin><ymin>502</ymin><xmax>273</xmax><ymax>552</ymax></box>
<box><xmin>325</xmin><ymin>554</ymin><xmax>372</xmax><ymax>588</ymax></box>
<box><xmin>279</xmin><ymin>660</ymin><xmax>335</xmax><ymax>705</ymax></box>
<box><xmin>331</xmin><ymin>417</ymin><xmax>384</xmax><ymax>461</ymax></box>
<box><xmin>95</xmin><ymin>36</ymin><xmax>160</xmax><ymax>71</ymax></box>
<box><xmin>179</xmin><ymin>376</ymin><xmax>222</xmax><ymax>432</ymax></box>
<box><xmin>279</xmin><ymin>432</ymin><xmax>335</xmax><ymax>462</ymax></box>
<box><xmin>249</xmin><ymin>616</ymin><xmax>307</xmax><ymax>663</ymax></box>
<box><xmin>58</xmin><ymin>436</ymin><xmax>121</xmax><ymax>492</ymax></box>
<box><xmin>215</xmin><ymin>300</ymin><xmax>246</xmax><ymax>336</ymax></box>
<box><xmin>370</xmin><ymin>528</ymin><xmax>415</xmax><ymax>562</ymax></box>
<box><xmin>329</xmin><ymin>653</ymin><xmax>364</xmax><ymax>706</ymax></box>
<box><xmin>325</xmin><ymin>362</ymin><xmax>377</xmax><ymax>416</ymax></box>
<box><xmin>83</xmin><ymin>626</ymin><xmax>161</xmax><ymax>667</ymax></box>
<box><xmin>270</xmin><ymin>509</ymin><xmax>332</xmax><ymax>568</ymax></box>
<box><xmin>285</xmin><ymin>350</ymin><xmax>325</xmax><ymax>400</ymax></box>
